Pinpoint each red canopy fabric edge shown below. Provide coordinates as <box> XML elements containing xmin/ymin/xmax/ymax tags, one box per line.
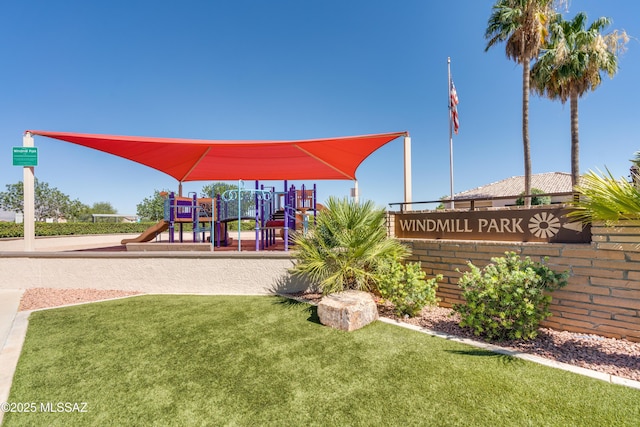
<box><xmin>25</xmin><ymin>130</ymin><xmax>408</xmax><ymax>145</ymax></box>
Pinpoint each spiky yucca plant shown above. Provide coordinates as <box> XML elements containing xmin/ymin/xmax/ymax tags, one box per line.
<box><xmin>569</xmin><ymin>168</ymin><xmax>640</xmax><ymax>224</ymax></box>
<box><xmin>290</xmin><ymin>196</ymin><xmax>410</xmax><ymax>295</ymax></box>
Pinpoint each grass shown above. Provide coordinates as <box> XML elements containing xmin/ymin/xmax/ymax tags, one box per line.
<box><xmin>5</xmin><ymin>295</ymin><xmax>640</xmax><ymax>426</ymax></box>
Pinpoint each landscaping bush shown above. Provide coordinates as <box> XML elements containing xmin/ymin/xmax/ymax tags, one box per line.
<box><xmin>453</xmin><ymin>252</ymin><xmax>568</xmax><ymax>341</ymax></box>
<box><xmin>0</xmin><ymin>220</ymin><xmax>254</xmax><ymax>238</ymax></box>
<box><xmin>515</xmin><ymin>188</ymin><xmax>552</xmax><ymax>206</ymax></box>
<box><xmin>0</xmin><ymin>222</ymin><xmax>23</xmax><ymax>238</ymax></box>
<box><xmin>377</xmin><ymin>259</ymin><xmax>442</xmax><ymax>317</ymax></box>
<box><xmin>226</xmin><ymin>220</ymin><xmax>255</xmax><ymax>231</ymax></box>
<box><xmin>0</xmin><ymin>222</ymin><xmax>158</xmax><ymax>238</ymax></box>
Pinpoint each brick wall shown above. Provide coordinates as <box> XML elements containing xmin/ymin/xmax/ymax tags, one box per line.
<box><xmin>391</xmin><ymin>216</ymin><xmax>640</xmax><ymax>342</ymax></box>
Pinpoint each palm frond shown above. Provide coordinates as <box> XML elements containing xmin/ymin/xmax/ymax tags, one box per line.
<box><xmin>569</xmin><ymin>169</ymin><xmax>640</xmax><ymax>224</ymax></box>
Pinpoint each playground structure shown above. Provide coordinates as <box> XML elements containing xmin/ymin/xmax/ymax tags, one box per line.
<box><xmin>122</xmin><ymin>181</ymin><xmax>321</xmax><ymax>251</ymax></box>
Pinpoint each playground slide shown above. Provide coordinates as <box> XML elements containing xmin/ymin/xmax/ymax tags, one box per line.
<box><xmin>121</xmin><ymin>220</ymin><xmax>170</xmax><ymax>244</ymax></box>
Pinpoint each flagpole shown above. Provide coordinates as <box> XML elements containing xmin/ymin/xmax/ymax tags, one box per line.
<box><xmin>448</xmin><ymin>57</ymin><xmax>455</xmax><ymax>209</ymax></box>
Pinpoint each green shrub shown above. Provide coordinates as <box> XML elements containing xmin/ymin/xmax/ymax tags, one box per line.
<box><xmin>377</xmin><ymin>260</ymin><xmax>442</xmax><ymax>317</ymax></box>
<box><xmin>226</xmin><ymin>220</ymin><xmax>255</xmax><ymax>231</ymax></box>
<box><xmin>0</xmin><ymin>222</ymin><xmax>159</xmax><ymax>238</ymax></box>
<box><xmin>453</xmin><ymin>252</ymin><xmax>568</xmax><ymax>341</ymax></box>
<box><xmin>0</xmin><ymin>220</ymin><xmax>256</xmax><ymax>238</ymax></box>
<box><xmin>515</xmin><ymin>188</ymin><xmax>552</xmax><ymax>206</ymax></box>
<box><xmin>0</xmin><ymin>222</ymin><xmax>23</xmax><ymax>238</ymax></box>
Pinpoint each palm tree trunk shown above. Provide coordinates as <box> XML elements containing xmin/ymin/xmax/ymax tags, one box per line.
<box><xmin>570</xmin><ymin>92</ymin><xmax>580</xmax><ymax>189</ymax></box>
<box><xmin>522</xmin><ymin>57</ymin><xmax>532</xmax><ymax>208</ymax></box>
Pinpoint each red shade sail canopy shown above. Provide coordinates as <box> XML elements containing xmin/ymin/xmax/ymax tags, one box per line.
<box><xmin>27</xmin><ymin>130</ymin><xmax>407</xmax><ymax>182</ymax></box>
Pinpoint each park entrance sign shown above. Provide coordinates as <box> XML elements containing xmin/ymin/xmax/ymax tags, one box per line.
<box><xmin>394</xmin><ymin>207</ymin><xmax>591</xmax><ymax>243</ymax></box>
<box><xmin>12</xmin><ymin>147</ymin><xmax>38</xmax><ymax>166</ymax></box>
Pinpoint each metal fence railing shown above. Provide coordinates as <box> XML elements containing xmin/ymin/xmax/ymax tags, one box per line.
<box><xmin>389</xmin><ymin>192</ymin><xmax>577</xmax><ymax>212</ymax></box>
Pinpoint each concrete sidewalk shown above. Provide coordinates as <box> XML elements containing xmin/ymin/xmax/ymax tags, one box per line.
<box><xmin>0</xmin><ymin>289</ymin><xmax>23</xmax><ymax>351</ymax></box>
<box><xmin>0</xmin><ymin>289</ymin><xmax>25</xmax><ymax>423</ymax></box>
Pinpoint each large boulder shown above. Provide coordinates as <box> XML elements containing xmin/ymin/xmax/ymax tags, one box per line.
<box><xmin>317</xmin><ymin>290</ymin><xmax>378</xmax><ymax>332</ymax></box>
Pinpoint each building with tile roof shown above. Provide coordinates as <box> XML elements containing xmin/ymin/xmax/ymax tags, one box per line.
<box><xmin>445</xmin><ymin>172</ymin><xmax>573</xmax><ymax>209</ymax></box>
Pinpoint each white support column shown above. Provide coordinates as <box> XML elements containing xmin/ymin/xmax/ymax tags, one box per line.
<box><xmin>23</xmin><ymin>132</ymin><xmax>35</xmax><ymax>251</ymax></box>
<box><xmin>351</xmin><ymin>180</ymin><xmax>359</xmax><ymax>203</ymax></box>
<box><xmin>404</xmin><ymin>135</ymin><xmax>412</xmax><ymax>211</ymax></box>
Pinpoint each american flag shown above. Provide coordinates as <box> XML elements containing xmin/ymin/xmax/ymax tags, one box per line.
<box><xmin>450</xmin><ymin>80</ymin><xmax>459</xmax><ymax>134</ymax></box>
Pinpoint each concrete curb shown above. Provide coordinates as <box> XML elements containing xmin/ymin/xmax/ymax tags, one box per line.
<box><xmin>0</xmin><ymin>290</ymin><xmax>23</xmax><ymax>352</ymax></box>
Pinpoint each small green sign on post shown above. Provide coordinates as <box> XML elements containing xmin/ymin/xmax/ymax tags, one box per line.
<box><xmin>13</xmin><ymin>147</ymin><xmax>38</xmax><ymax>166</ymax></box>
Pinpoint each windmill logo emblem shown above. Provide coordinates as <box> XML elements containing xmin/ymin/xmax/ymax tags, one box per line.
<box><xmin>528</xmin><ymin>212</ymin><xmax>561</xmax><ymax>238</ymax></box>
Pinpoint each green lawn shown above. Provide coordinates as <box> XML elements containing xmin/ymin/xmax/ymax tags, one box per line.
<box><xmin>4</xmin><ymin>295</ymin><xmax>640</xmax><ymax>426</ymax></box>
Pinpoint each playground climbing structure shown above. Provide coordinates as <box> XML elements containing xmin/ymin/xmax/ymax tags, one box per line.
<box><xmin>155</xmin><ymin>180</ymin><xmax>320</xmax><ymax>251</ymax></box>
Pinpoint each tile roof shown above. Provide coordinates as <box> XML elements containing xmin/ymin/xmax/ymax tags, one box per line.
<box><xmin>451</xmin><ymin>172</ymin><xmax>572</xmax><ymax>200</ymax></box>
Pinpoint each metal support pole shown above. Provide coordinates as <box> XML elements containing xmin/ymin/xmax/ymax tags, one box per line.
<box><xmin>313</xmin><ymin>183</ymin><xmax>317</xmax><ymax>226</ymax></box>
<box><xmin>255</xmin><ymin>180</ymin><xmax>260</xmax><ymax>252</ymax></box>
<box><xmin>448</xmin><ymin>57</ymin><xmax>455</xmax><ymax>209</ymax></box>
<box><xmin>192</xmin><ymin>193</ymin><xmax>198</xmax><ymax>242</ymax></box>
<box><xmin>169</xmin><ymin>192</ymin><xmax>175</xmax><ymax>243</ymax></box>
<box><xmin>216</xmin><ymin>195</ymin><xmax>221</xmax><ymax>248</ymax></box>
<box><xmin>237</xmin><ymin>179</ymin><xmax>242</xmax><ymax>251</ymax></box>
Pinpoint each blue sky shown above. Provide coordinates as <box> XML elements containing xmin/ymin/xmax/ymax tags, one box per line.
<box><xmin>1</xmin><ymin>0</ymin><xmax>638</xmax><ymax>215</ymax></box>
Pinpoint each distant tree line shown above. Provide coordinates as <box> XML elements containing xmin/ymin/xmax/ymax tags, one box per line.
<box><xmin>135</xmin><ymin>182</ymin><xmax>245</xmax><ymax>221</ymax></box>
<box><xmin>0</xmin><ymin>179</ymin><xmax>248</xmax><ymax>223</ymax></box>
<box><xmin>0</xmin><ymin>179</ymin><xmax>116</xmax><ymax>222</ymax></box>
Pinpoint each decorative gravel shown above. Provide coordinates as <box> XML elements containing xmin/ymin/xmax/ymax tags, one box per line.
<box><xmin>17</xmin><ymin>288</ymin><xmax>640</xmax><ymax>382</ymax></box>
<box><xmin>19</xmin><ymin>288</ymin><xmax>142</xmax><ymax>311</ymax></box>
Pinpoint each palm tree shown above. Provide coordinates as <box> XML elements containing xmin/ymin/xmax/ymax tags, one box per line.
<box><xmin>485</xmin><ymin>0</ymin><xmax>558</xmax><ymax>207</ymax></box>
<box><xmin>531</xmin><ymin>12</ymin><xmax>628</xmax><ymax>188</ymax></box>
<box><xmin>290</xmin><ymin>196</ymin><xmax>410</xmax><ymax>295</ymax></box>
